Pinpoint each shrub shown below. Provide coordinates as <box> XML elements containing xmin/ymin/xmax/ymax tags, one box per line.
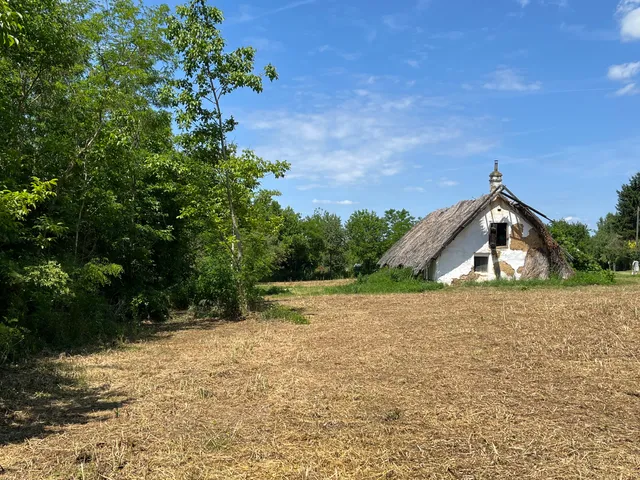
<box><xmin>327</xmin><ymin>268</ymin><xmax>444</xmax><ymax>294</ymax></box>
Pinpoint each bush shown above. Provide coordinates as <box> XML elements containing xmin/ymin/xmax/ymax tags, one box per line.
<box><xmin>0</xmin><ymin>322</ymin><xmax>25</xmax><ymax>363</ymax></box>
<box><xmin>327</xmin><ymin>268</ymin><xmax>444</xmax><ymax>295</ymax></box>
<box><xmin>193</xmin><ymin>254</ymin><xmax>242</xmax><ymax>318</ymax></box>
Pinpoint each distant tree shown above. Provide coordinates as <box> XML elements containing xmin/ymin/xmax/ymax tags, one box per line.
<box><xmin>592</xmin><ymin>214</ymin><xmax>633</xmax><ymax>270</ymax></box>
<box><xmin>548</xmin><ymin>220</ymin><xmax>600</xmax><ymax>271</ymax></box>
<box><xmin>345</xmin><ymin>210</ymin><xmax>387</xmax><ymax>274</ymax></box>
<box><xmin>383</xmin><ymin>209</ymin><xmax>417</xmax><ymax>250</ymax></box>
<box><xmin>270</xmin><ymin>206</ymin><xmax>316</xmax><ymax>281</ymax></box>
<box><xmin>307</xmin><ymin>210</ymin><xmax>346</xmax><ymax>279</ymax></box>
<box><xmin>615</xmin><ymin>172</ymin><xmax>640</xmax><ymax>241</ymax></box>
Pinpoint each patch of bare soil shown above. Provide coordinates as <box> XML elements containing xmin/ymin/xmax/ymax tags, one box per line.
<box><xmin>2</xmin><ymin>286</ymin><xmax>640</xmax><ymax>479</ymax></box>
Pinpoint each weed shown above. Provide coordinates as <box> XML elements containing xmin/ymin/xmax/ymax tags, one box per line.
<box><xmin>260</xmin><ymin>305</ymin><xmax>309</xmax><ymax>325</ymax></box>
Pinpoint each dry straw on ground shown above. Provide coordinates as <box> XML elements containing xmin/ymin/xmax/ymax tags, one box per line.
<box><xmin>2</xmin><ymin>286</ymin><xmax>640</xmax><ymax>479</ymax></box>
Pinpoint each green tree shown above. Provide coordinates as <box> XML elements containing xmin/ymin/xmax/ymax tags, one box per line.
<box><xmin>346</xmin><ymin>210</ymin><xmax>387</xmax><ymax>274</ymax></box>
<box><xmin>305</xmin><ymin>210</ymin><xmax>347</xmax><ymax>279</ymax></box>
<box><xmin>0</xmin><ymin>0</ymin><xmax>22</xmax><ymax>46</ymax></box>
<box><xmin>548</xmin><ymin>219</ymin><xmax>600</xmax><ymax>271</ymax></box>
<box><xmin>383</xmin><ymin>209</ymin><xmax>416</xmax><ymax>250</ymax></box>
<box><xmin>166</xmin><ymin>0</ymin><xmax>285</xmax><ymax>314</ymax></box>
<box><xmin>592</xmin><ymin>214</ymin><xmax>633</xmax><ymax>270</ymax></box>
<box><xmin>615</xmin><ymin>172</ymin><xmax>640</xmax><ymax>241</ymax></box>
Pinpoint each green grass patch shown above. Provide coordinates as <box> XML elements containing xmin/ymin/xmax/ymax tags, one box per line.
<box><xmin>260</xmin><ymin>304</ymin><xmax>309</xmax><ymax>324</ymax></box>
<box><xmin>257</xmin><ymin>285</ymin><xmax>291</xmax><ymax>296</ymax></box>
<box><xmin>326</xmin><ymin>268</ymin><xmax>444</xmax><ymax>295</ymax></box>
<box><xmin>460</xmin><ymin>270</ymin><xmax>616</xmax><ymax>289</ymax></box>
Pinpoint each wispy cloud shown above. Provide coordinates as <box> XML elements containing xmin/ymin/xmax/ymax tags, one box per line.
<box><xmin>242</xmin><ymin>91</ymin><xmax>496</xmax><ymax>185</ymax></box>
<box><xmin>231</xmin><ymin>0</ymin><xmax>315</xmax><ymax>23</ymax></box>
<box><xmin>615</xmin><ymin>83</ymin><xmax>640</xmax><ymax>96</ymax></box>
<box><xmin>312</xmin><ymin>199</ymin><xmax>357</xmax><ymax>205</ymax></box>
<box><xmin>483</xmin><ymin>67</ymin><xmax>542</xmax><ymax>92</ymax></box>
<box><xmin>540</xmin><ymin>0</ymin><xmax>569</xmax><ymax>7</ymax></box>
<box><xmin>516</xmin><ymin>0</ymin><xmax>530</xmax><ymax>7</ymax></box>
<box><xmin>404</xmin><ymin>186</ymin><xmax>426</xmax><ymax>193</ymax></box>
<box><xmin>617</xmin><ymin>0</ymin><xmax>640</xmax><ymax>41</ymax></box>
<box><xmin>438</xmin><ymin>178</ymin><xmax>459</xmax><ymax>187</ymax></box>
<box><xmin>243</xmin><ymin>37</ymin><xmax>283</xmax><ymax>52</ymax></box>
<box><xmin>559</xmin><ymin>23</ymin><xmax>618</xmax><ymax>41</ymax></box>
<box><xmin>297</xmin><ymin>184</ymin><xmax>325</xmax><ymax>191</ymax></box>
<box><xmin>382</xmin><ymin>13</ymin><xmax>410</xmax><ymax>31</ymax></box>
<box><xmin>311</xmin><ymin>44</ymin><xmax>360</xmax><ymax>61</ymax></box>
<box><xmin>607</xmin><ymin>61</ymin><xmax>640</xmax><ymax>95</ymax></box>
<box><xmin>608</xmin><ymin>61</ymin><xmax>640</xmax><ymax>80</ymax></box>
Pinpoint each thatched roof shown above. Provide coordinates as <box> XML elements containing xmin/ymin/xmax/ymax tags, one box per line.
<box><xmin>378</xmin><ymin>185</ymin><xmax>572</xmax><ymax>277</ymax></box>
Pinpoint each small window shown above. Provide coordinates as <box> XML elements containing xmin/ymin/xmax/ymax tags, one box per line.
<box><xmin>489</xmin><ymin>222</ymin><xmax>508</xmax><ymax>248</ymax></box>
<box><xmin>474</xmin><ymin>255</ymin><xmax>489</xmax><ymax>273</ymax></box>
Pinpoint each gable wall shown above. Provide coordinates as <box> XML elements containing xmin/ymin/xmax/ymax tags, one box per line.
<box><xmin>434</xmin><ymin>198</ymin><xmax>543</xmax><ymax>284</ymax></box>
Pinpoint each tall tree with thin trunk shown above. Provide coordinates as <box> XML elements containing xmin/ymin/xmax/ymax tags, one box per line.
<box><xmin>166</xmin><ymin>0</ymin><xmax>282</xmax><ymax>313</ymax></box>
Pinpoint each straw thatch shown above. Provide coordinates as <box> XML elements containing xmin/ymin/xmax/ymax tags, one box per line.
<box><xmin>378</xmin><ymin>185</ymin><xmax>572</xmax><ymax>278</ymax></box>
<box><xmin>378</xmin><ymin>192</ymin><xmax>496</xmax><ymax>275</ymax></box>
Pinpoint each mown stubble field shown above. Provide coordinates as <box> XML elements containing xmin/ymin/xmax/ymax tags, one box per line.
<box><xmin>2</xmin><ymin>285</ymin><xmax>640</xmax><ymax>479</ymax></box>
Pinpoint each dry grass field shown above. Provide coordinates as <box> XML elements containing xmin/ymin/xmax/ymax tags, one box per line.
<box><xmin>2</xmin><ymin>285</ymin><xmax>640</xmax><ymax>479</ymax></box>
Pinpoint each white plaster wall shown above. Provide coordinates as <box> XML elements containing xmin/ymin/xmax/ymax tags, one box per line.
<box><xmin>434</xmin><ymin>199</ymin><xmax>536</xmax><ymax>284</ymax></box>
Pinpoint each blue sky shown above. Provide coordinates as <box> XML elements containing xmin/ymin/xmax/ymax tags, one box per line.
<box><xmin>153</xmin><ymin>0</ymin><xmax>640</xmax><ymax>227</ymax></box>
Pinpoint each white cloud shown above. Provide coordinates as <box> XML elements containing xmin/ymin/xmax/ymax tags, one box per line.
<box><xmin>608</xmin><ymin>62</ymin><xmax>640</xmax><ymax>81</ymax></box>
<box><xmin>311</xmin><ymin>44</ymin><xmax>360</xmax><ymax>61</ymax></box>
<box><xmin>382</xmin><ymin>14</ymin><xmax>409</xmax><ymax>31</ymax></box>
<box><xmin>438</xmin><ymin>178</ymin><xmax>459</xmax><ymax>187</ymax></box>
<box><xmin>617</xmin><ymin>0</ymin><xmax>640</xmax><ymax>41</ymax></box>
<box><xmin>517</xmin><ymin>0</ymin><xmax>530</xmax><ymax>7</ymax></box>
<box><xmin>312</xmin><ymin>199</ymin><xmax>357</xmax><ymax>205</ymax></box>
<box><xmin>614</xmin><ymin>83</ymin><xmax>640</xmax><ymax>96</ymax></box>
<box><xmin>242</xmin><ymin>91</ymin><xmax>495</xmax><ymax>185</ymax></box>
<box><xmin>563</xmin><ymin>216</ymin><xmax>581</xmax><ymax>222</ymax></box>
<box><xmin>405</xmin><ymin>59</ymin><xmax>420</xmax><ymax>68</ymax></box>
<box><xmin>404</xmin><ymin>186</ymin><xmax>425</xmax><ymax>193</ymax></box>
<box><xmin>483</xmin><ymin>67</ymin><xmax>542</xmax><ymax>92</ymax></box>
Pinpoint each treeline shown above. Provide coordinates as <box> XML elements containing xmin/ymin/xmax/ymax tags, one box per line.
<box><xmin>549</xmin><ymin>173</ymin><xmax>640</xmax><ymax>272</ymax></box>
<box><xmin>270</xmin><ymin>207</ymin><xmax>417</xmax><ymax>281</ymax></box>
<box><xmin>0</xmin><ymin>0</ymin><xmax>417</xmax><ymax>360</ymax></box>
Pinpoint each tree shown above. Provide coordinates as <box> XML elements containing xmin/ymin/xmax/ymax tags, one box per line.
<box><xmin>304</xmin><ymin>210</ymin><xmax>346</xmax><ymax>279</ymax></box>
<box><xmin>615</xmin><ymin>172</ymin><xmax>640</xmax><ymax>241</ymax></box>
<box><xmin>346</xmin><ymin>210</ymin><xmax>387</xmax><ymax>274</ymax></box>
<box><xmin>0</xmin><ymin>0</ymin><xmax>22</xmax><ymax>46</ymax></box>
<box><xmin>548</xmin><ymin>219</ymin><xmax>600</xmax><ymax>271</ymax></box>
<box><xmin>166</xmin><ymin>0</ymin><xmax>285</xmax><ymax>314</ymax></box>
<box><xmin>592</xmin><ymin>214</ymin><xmax>634</xmax><ymax>270</ymax></box>
<box><xmin>383</xmin><ymin>209</ymin><xmax>416</xmax><ymax>251</ymax></box>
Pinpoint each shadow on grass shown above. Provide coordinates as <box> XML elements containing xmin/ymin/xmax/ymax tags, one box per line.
<box><xmin>0</xmin><ymin>312</ymin><xmax>228</xmax><ymax>447</ymax></box>
<box><xmin>0</xmin><ymin>360</ymin><xmax>128</xmax><ymax>446</ymax></box>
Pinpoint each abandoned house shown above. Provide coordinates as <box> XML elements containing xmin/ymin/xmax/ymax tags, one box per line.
<box><xmin>378</xmin><ymin>161</ymin><xmax>573</xmax><ymax>284</ymax></box>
